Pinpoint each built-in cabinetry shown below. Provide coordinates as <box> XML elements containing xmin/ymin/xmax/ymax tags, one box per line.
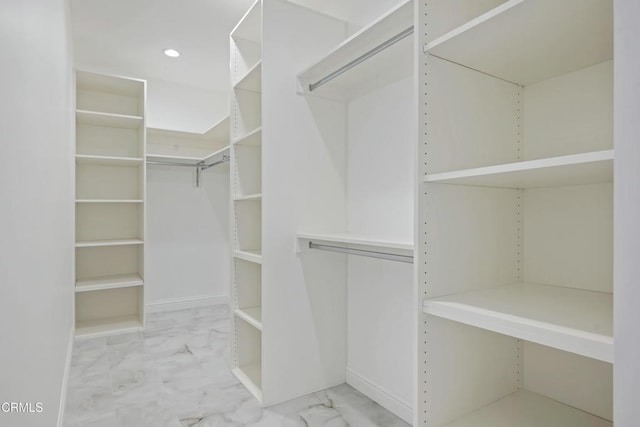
<box><xmin>229</xmin><ymin>0</ymin><xmax>264</xmax><ymax>401</ymax></box>
<box><xmin>418</xmin><ymin>1</ymin><xmax>613</xmax><ymax>425</ymax></box>
<box><xmin>75</xmin><ymin>71</ymin><xmax>147</xmax><ymax>338</ymax></box>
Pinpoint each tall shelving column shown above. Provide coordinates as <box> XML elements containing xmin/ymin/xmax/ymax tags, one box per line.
<box><xmin>417</xmin><ymin>1</ymin><xmax>613</xmax><ymax>426</ymax></box>
<box><xmin>75</xmin><ymin>71</ymin><xmax>146</xmax><ymax>338</ymax></box>
<box><xmin>229</xmin><ymin>0</ymin><xmax>263</xmax><ymax>402</ymax></box>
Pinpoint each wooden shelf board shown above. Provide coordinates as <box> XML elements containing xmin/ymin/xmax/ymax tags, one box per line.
<box><xmin>424</xmin><ymin>150</ymin><xmax>614</xmax><ymax>189</ymax></box>
<box><xmin>76</xmin><ymin>239</ymin><xmax>144</xmax><ymax>248</ymax></box>
<box><xmin>76</xmin><ymin>154</ymin><xmax>144</xmax><ymax>167</ymax></box>
<box><xmin>297</xmin><ymin>232</ymin><xmax>413</xmax><ymax>252</ymax></box>
<box><xmin>234</xmin><ymin>127</ymin><xmax>262</xmax><ymax>146</ymax></box>
<box><xmin>297</xmin><ymin>0</ymin><xmax>413</xmax><ymax>101</ymax></box>
<box><xmin>230</xmin><ymin>0</ymin><xmax>262</xmax><ymax>43</ymax></box>
<box><xmin>234</xmin><ymin>61</ymin><xmax>262</xmax><ymax>92</ymax></box>
<box><xmin>232</xmin><ymin>364</ymin><xmax>262</xmax><ymax>403</ymax></box>
<box><xmin>443</xmin><ymin>390</ymin><xmax>611</xmax><ymax>427</ymax></box>
<box><xmin>76</xmin><ymin>199</ymin><xmax>143</xmax><ymax>204</ymax></box>
<box><xmin>235</xmin><ymin>307</ymin><xmax>262</xmax><ymax>331</ymax></box>
<box><xmin>76</xmin><ymin>274</ymin><xmax>144</xmax><ymax>292</ymax></box>
<box><xmin>76</xmin><ymin>109</ymin><xmax>143</xmax><ymax>129</ymax></box>
<box><xmin>233</xmin><ymin>250</ymin><xmax>262</xmax><ymax>264</ymax></box>
<box><xmin>234</xmin><ymin>194</ymin><xmax>262</xmax><ymax>201</ymax></box>
<box><xmin>75</xmin><ymin>315</ymin><xmax>143</xmax><ymax>339</ymax></box>
<box><xmin>425</xmin><ymin>0</ymin><xmax>612</xmax><ymax>85</ymax></box>
<box><xmin>423</xmin><ymin>282</ymin><xmax>613</xmax><ymax>363</ymax></box>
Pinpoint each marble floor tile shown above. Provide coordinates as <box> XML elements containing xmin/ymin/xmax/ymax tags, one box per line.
<box><xmin>65</xmin><ymin>304</ymin><xmax>410</xmax><ymax>427</ymax></box>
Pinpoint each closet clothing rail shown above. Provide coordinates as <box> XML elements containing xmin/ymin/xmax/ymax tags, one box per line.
<box><xmin>146</xmin><ymin>155</ymin><xmax>230</xmax><ymax>187</ymax></box>
<box><xmin>308</xmin><ymin>241</ymin><xmax>413</xmax><ymax>263</ymax></box>
<box><xmin>308</xmin><ymin>25</ymin><xmax>414</xmax><ymax>92</ymax></box>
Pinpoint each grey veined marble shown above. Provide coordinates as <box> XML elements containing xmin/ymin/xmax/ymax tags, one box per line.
<box><xmin>64</xmin><ymin>305</ymin><xmax>410</xmax><ymax>427</ymax></box>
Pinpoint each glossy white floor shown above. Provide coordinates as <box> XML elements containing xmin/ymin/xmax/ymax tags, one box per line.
<box><xmin>63</xmin><ymin>305</ymin><xmax>410</xmax><ymax>426</ymax></box>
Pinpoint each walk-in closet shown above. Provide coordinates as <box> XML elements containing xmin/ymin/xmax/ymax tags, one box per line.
<box><xmin>2</xmin><ymin>0</ymin><xmax>639</xmax><ymax>426</ymax></box>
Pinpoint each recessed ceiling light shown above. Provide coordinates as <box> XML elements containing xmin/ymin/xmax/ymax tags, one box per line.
<box><xmin>163</xmin><ymin>48</ymin><xmax>180</xmax><ymax>58</ymax></box>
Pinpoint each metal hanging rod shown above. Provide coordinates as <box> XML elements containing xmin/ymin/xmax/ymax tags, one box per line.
<box><xmin>308</xmin><ymin>25</ymin><xmax>414</xmax><ymax>92</ymax></box>
<box><xmin>308</xmin><ymin>241</ymin><xmax>413</xmax><ymax>264</ymax></box>
<box><xmin>146</xmin><ymin>155</ymin><xmax>230</xmax><ymax>187</ymax></box>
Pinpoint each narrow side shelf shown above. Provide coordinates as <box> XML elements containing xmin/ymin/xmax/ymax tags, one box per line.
<box><xmin>423</xmin><ymin>282</ymin><xmax>613</xmax><ymax>362</ymax></box>
<box><xmin>75</xmin><ymin>315</ymin><xmax>143</xmax><ymax>339</ymax></box>
<box><xmin>234</xmin><ymin>194</ymin><xmax>262</xmax><ymax>201</ymax></box>
<box><xmin>234</xmin><ymin>127</ymin><xmax>262</xmax><ymax>146</ymax></box>
<box><xmin>235</xmin><ymin>307</ymin><xmax>262</xmax><ymax>331</ymax></box>
<box><xmin>442</xmin><ymin>390</ymin><xmax>612</xmax><ymax>427</ymax></box>
<box><xmin>76</xmin><ymin>274</ymin><xmax>144</xmax><ymax>292</ymax></box>
<box><xmin>76</xmin><ymin>155</ymin><xmax>144</xmax><ymax>167</ymax></box>
<box><xmin>234</xmin><ymin>61</ymin><xmax>262</xmax><ymax>92</ymax></box>
<box><xmin>232</xmin><ymin>364</ymin><xmax>262</xmax><ymax>403</ymax></box>
<box><xmin>76</xmin><ymin>199</ymin><xmax>144</xmax><ymax>204</ymax></box>
<box><xmin>424</xmin><ymin>150</ymin><xmax>614</xmax><ymax>189</ymax></box>
<box><xmin>75</xmin><ymin>239</ymin><xmax>144</xmax><ymax>248</ymax></box>
<box><xmin>234</xmin><ymin>250</ymin><xmax>263</xmax><ymax>264</ymax></box>
<box><xmin>424</xmin><ymin>0</ymin><xmax>612</xmax><ymax>85</ymax></box>
<box><xmin>76</xmin><ymin>110</ymin><xmax>143</xmax><ymax>129</ymax></box>
<box><xmin>296</xmin><ymin>0</ymin><xmax>413</xmax><ymax>101</ymax></box>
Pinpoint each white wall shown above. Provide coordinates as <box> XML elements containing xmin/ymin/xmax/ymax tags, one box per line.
<box><xmin>146</xmin><ymin>78</ymin><xmax>229</xmax><ymax>133</ymax></box>
<box><xmin>346</xmin><ymin>76</ymin><xmax>415</xmax><ymax>421</ymax></box>
<box><xmin>146</xmin><ymin>164</ymin><xmax>230</xmax><ymax>308</ymax></box>
<box><xmin>614</xmin><ymin>0</ymin><xmax>640</xmax><ymax>425</ymax></box>
<box><xmin>0</xmin><ymin>1</ymin><xmax>75</xmax><ymax>426</ymax></box>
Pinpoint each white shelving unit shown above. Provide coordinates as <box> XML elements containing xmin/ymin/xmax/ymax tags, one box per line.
<box><xmin>74</xmin><ymin>70</ymin><xmax>146</xmax><ymax>338</ymax></box>
<box><xmin>418</xmin><ymin>0</ymin><xmax>613</xmax><ymax>425</ymax></box>
<box><xmin>230</xmin><ymin>0</ymin><xmax>263</xmax><ymax>402</ymax></box>
<box><xmin>146</xmin><ymin>116</ymin><xmax>229</xmax><ymax>163</ymax></box>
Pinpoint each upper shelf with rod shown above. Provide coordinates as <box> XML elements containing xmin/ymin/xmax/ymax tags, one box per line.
<box><xmin>146</xmin><ymin>116</ymin><xmax>230</xmax><ymax>163</ymax></box>
<box><xmin>296</xmin><ymin>0</ymin><xmax>413</xmax><ymax>102</ymax></box>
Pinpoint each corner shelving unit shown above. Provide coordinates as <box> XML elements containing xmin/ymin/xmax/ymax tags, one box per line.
<box><xmin>230</xmin><ymin>0</ymin><xmax>263</xmax><ymax>403</ymax></box>
<box><xmin>418</xmin><ymin>0</ymin><xmax>613</xmax><ymax>425</ymax></box>
<box><xmin>74</xmin><ymin>70</ymin><xmax>146</xmax><ymax>338</ymax></box>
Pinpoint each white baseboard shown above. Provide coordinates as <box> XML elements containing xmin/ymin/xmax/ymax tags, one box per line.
<box><xmin>346</xmin><ymin>367</ymin><xmax>413</xmax><ymax>424</ymax></box>
<box><xmin>145</xmin><ymin>295</ymin><xmax>228</xmax><ymax>313</ymax></box>
<box><xmin>57</xmin><ymin>327</ymin><xmax>74</xmax><ymax>427</ymax></box>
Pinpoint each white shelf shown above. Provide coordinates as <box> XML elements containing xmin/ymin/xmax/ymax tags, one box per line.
<box><xmin>75</xmin><ymin>315</ymin><xmax>143</xmax><ymax>339</ymax></box>
<box><xmin>425</xmin><ymin>0</ymin><xmax>613</xmax><ymax>85</ymax></box>
<box><xmin>234</xmin><ymin>61</ymin><xmax>262</xmax><ymax>92</ymax></box>
<box><xmin>146</xmin><ymin>145</ymin><xmax>230</xmax><ymax>164</ymax></box>
<box><xmin>77</xmin><ymin>71</ymin><xmax>144</xmax><ymax>97</ymax></box>
<box><xmin>201</xmin><ymin>145</ymin><xmax>231</xmax><ymax>164</ymax></box>
<box><xmin>235</xmin><ymin>307</ymin><xmax>262</xmax><ymax>331</ymax></box>
<box><xmin>76</xmin><ymin>274</ymin><xmax>144</xmax><ymax>292</ymax></box>
<box><xmin>234</xmin><ymin>127</ymin><xmax>262</xmax><ymax>146</ymax></box>
<box><xmin>233</xmin><ymin>250</ymin><xmax>262</xmax><ymax>264</ymax></box>
<box><xmin>230</xmin><ymin>0</ymin><xmax>261</xmax><ymax>43</ymax></box>
<box><xmin>234</xmin><ymin>193</ymin><xmax>262</xmax><ymax>201</ymax></box>
<box><xmin>423</xmin><ymin>282</ymin><xmax>613</xmax><ymax>363</ymax></box>
<box><xmin>297</xmin><ymin>0</ymin><xmax>413</xmax><ymax>101</ymax></box>
<box><xmin>75</xmin><ymin>154</ymin><xmax>144</xmax><ymax>167</ymax></box>
<box><xmin>424</xmin><ymin>150</ymin><xmax>614</xmax><ymax>189</ymax></box>
<box><xmin>76</xmin><ymin>199</ymin><xmax>143</xmax><ymax>204</ymax></box>
<box><xmin>297</xmin><ymin>232</ymin><xmax>413</xmax><ymax>252</ymax></box>
<box><xmin>443</xmin><ymin>390</ymin><xmax>611</xmax><ymax>427</ymax></box>
<box><xmin>75</xmin><ymin>239</ymin><xmax>144</xmax><ymax>248</ymax></box>
<box><xmin>76</xmin><ymin>109</ymin><xmax>143</xmax><ymax>129</ymax></box>
<box><xmin>232</xmin><ymin>364</ymin><xmax>262</xmax><ymax>403</ymax></box>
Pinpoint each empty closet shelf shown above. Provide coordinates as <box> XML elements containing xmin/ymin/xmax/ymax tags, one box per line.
<box><xmin>232</xmin><ymin>364</ymin><xmax>262</xmax><ymax>403</ymax></box>
<box><xmin>75</xmin><ymin>154</ymin><xmax>144</xmax><ymax>167</ymax></box>
<box><xmin>76</xmin><ymin>110</ymin><xmax>143</xmax><ymax>129</ymax></box>
<box><xmin>423</xmin><ymin>282</ymin><xmax>613</xmax><ymax>362</ymax></box>
<box><xmin>424</xmin><ymin>150</ymin><xmax>613</xmax><ymax>189</ymax></box>
<box><xmin>442</xmin><ymin>390</ymin><xmax>611</xmax><ymax>427</ymax></box>
<box><xmin>234</xmin><ymin>250</ymin><xmax>262</xmax><ymax>264</ymax></box>
<box><xmin>234</xmin><ymin>61</ymin><xmax>261</xmax><ymax>92</ymax></box>
<box><xmin>234</xmin><ymin>307</ymin><xmax>262</xmax><ymax>331</ymax></box>
<box><xmin>76</xmin><ymin>274</ymin><xmax>144</xmax><ymax>292</ymax></box>
<box><xmin>234</xmin><ymin>127</ymin><xmax>261</xmax><ymax>146</ymax></box>
<box><xmin>76</xmin><ymin>199</ymin><xmax>144</xmax><ymax>203</ymax></box>
<box><xmin>75</xmin><ymin>315</ymin><xmax>143</xmax><ymax>338</ymax></box>
<box><xmin>75</xmin><ymin>239</ymin><xmax>144</xmax><ymax>248</ymax></box>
